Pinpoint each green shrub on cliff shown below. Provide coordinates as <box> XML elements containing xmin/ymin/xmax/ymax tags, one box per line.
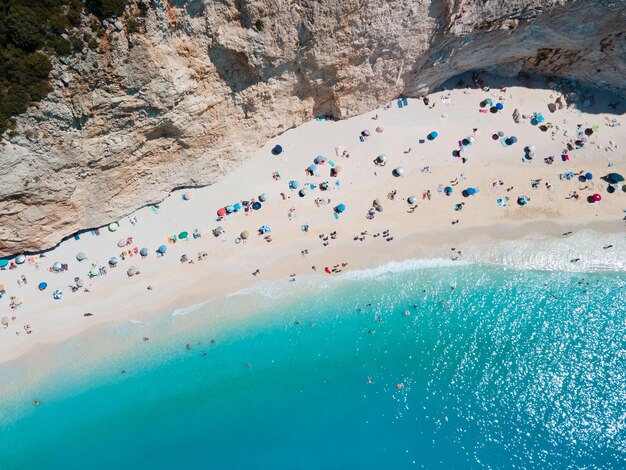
<box><xmin>85</xmin><ymin>0</ymin><xmax>129</xmax><ymax>19</ymax></box>
<box><xmin>0</xmin><ymin>0</ymin><xmax>89</xmax><ymax>134</ymax></box>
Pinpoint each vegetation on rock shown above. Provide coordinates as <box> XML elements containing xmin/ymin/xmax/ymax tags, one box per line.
<box><xmin>0</xmin><ymin>0</ymin><xmax>130</xmax><ymax>134</ymax></box>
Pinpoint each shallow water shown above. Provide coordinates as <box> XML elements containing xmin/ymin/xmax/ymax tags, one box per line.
<box><xmin>0</xmin><ymin>263</ymin><xmax>625</xmax><ymax>469</ymax></box>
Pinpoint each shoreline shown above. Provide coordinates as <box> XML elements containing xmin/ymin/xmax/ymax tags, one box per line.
<box><xmin>0</xmin><ymin>75</ymin><xmax>625</xmax><ymax>370</ymax></box>
<box><xmin>0</xmin><ymin>219</ymin><xmax>624</xmax><ymax>368</ymax></box>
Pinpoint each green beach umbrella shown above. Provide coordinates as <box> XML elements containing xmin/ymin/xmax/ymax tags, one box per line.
<box><xmin>179</xmin><ymin>231</ymin><xmax>189</xmax><ymax>240</ymax></box>
<box><xmin>108</xmin><ymin>222</ymin><xmax>119</xmax><ymax>232</ymax></box>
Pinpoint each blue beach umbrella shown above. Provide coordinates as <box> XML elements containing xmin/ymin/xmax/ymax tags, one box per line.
<box><xmin>428</xmin><ymin>131</ymin><xmax>438</xmax><ymax>140</ymax></box>
<box><xmin>252</xmin><ymin>202</ymin><xmax>262</xmax><ymax>210</ymax></box>
<box><xmin>157</xmin><ymin>245</ymin><xmax>167</xmax><ymax>254</ymax></box>
<box><xmin>314</xmin><ymin>155</ymin><xmax>325</xmax><ymax>164</ymax></box>
<box><xmin>335</xmin><ymin>204</ymin><xmax>346</xmax><ymax>213</ymax></box>
<box><xmin>0</xmin><ymin>259</ymin><xmax>8</xmax><ymax>268</ymax></box>
<box><xmin>272</xmin><ymin>145</ymin><xmax>283</xmax><ymax>155</ymax></box>
<box><xmin>585</xmin><ymin>172</ymin><xmax>593</xmax><ymax>180</ymax></box>
<box><xmin>225</xmin><ymin>205</ymin><xmax>235</xmax><ymax>214</ymax></box>
<box><xmin>444</xmin><ymin>186</ymin><xmax>453</xmax><ymax>195</ymax></box>
<box><xmin>53</xmin><ymin>290</ymin><xmax>62</xmax><ymax>300</ymax></box>
<box><xmin>38</xmin><ymin>282</ymin><xmax>48</xmax><ymax>291</ymax></box>
<box><xmin>140</xmin><ymin>248</ymin><xmax>148</xmax><ymax>256</ymax></box>
<box><xmin>233</xmin><ymin>203</ymin><xmax>242</xmax><ymax>212</ymax></box>
<box><xmin>495</xmin><ymin>102</ymin><xmax>503</xmax><ymax>110</ymax></box>
<box><xmin>307</xmin><ymin>164</ymin><xmax>318</xmax><ymax>175</ymax></box>
<box><xmin>289</xmin><ymin>180</ymin><xmax>299</xmax><ymax>189</ymax></box>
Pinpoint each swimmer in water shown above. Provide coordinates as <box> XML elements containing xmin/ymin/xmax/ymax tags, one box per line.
<box><xmin>404</xmin><ymin>310</ymin><xmax>410</xmax><ymax>316</ymax></box>
<box><xmin>34</xmin><ymin>400</ymin><xmax>40</xmax><ymax>406</ymax></box>
<box><xmin>367</xmin><ymin>376</ymin><xmax>373</xmax><ymax>384</ymax></box>
<box><xmin>396</xmin><ymin>383</ymin><xmax>404</xmax><ymax>390</ymax></box>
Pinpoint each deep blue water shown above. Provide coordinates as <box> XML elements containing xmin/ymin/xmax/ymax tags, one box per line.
<box><xmin>0</xmin><ymin>263</ymin><xmax>624</xmax><ymax>469</ymax></box>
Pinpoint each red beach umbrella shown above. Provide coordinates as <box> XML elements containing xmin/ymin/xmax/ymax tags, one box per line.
<box><xmin>592</xmin><ymin>193</ymin><xmax>602</xmax><ymax>202</ymax></box>
<box><xmin>217</xmin><ymin>207</ymin><xmax>227</xmax><ymax>217</ymax></box>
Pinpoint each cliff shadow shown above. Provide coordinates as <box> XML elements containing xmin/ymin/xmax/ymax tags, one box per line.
<box><xmin>433</xmin><ymin>71</ymin><xmax>626</xmax><ymax>116</ymax></box>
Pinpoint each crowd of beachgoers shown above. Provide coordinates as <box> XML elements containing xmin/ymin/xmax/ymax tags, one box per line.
<box><xmin>0</xmin><ymin>73</ymin><xmax>624</xmax><ymax>362</ymax></box>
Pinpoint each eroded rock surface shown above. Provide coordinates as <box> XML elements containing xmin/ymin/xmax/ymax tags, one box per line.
<box><xmin>1</xmin><ymin>0</ymin><xmax>624</xmax><ymax>254</ymax></box>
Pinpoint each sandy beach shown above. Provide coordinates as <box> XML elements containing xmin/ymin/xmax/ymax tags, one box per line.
<box><xmin>1</xmin><ymin>74</ymin><xmax>625</xmax><ymax>365</ymax></box>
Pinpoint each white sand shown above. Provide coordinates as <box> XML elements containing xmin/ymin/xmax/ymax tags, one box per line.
<box><xmin>1</xmin><ymin>74</ymin><xmax>625</xmax><ymax>364</ymax></box>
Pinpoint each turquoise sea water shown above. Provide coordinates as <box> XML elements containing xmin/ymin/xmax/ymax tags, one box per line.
<box><xmin>0</xmin><ymin>262</ymin><xmax>625</xmax><ymax>469</ymax></box>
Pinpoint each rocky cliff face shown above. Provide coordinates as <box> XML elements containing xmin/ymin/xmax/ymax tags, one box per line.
<box><xmin>1</xmin><ymin>0</ymin><xmax>624</xmax><ymax>255</ymax></box>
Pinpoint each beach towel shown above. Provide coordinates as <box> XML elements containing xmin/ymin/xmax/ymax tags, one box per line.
<box><xmin>151</xmin><ymin>206</ymin><xmax>159</xmax><ymax>214</ymax></box>
<box><xmin>500</xmin><ymin>138</ymin><xmax>510</xmax><ymax>148</ymax></box>
<box><xmin>328</xmin><ymin>160</ymin><xmax>335</xmax><ymax>168</ymax></box>
<box><xmin>335</xmin><ymin>180</ymin><xmax>340</xmax><ymax>187</ymax></box>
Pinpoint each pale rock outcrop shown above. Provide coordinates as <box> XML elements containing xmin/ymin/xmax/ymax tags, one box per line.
<box><xmin>0</xmin><ymin>0</ymin><xmax>624</xmax><ymax>254</ymax></box>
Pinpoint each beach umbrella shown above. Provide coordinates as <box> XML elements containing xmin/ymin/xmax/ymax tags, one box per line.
<box><xmin>298</xmin><ymin>188</ymin><xmax>308</xmax><ymax>197</ymax></box>
<box><xmin>509</xmin><ymin>136</ymin><xmax>518</xmax><ymax>144</ymax></box>
<box><xmin>38</xmin><ymin>282</ymin><xmax>47</xmax><ymax>291</ymax></box>
<box><xmin>109</xmin><ymin>257</ymin><xmax>118</xmax><ymax>266</ymax></box>
<box><xmin>140</xmin><ymin>248</ymin><xmax>148</xmax><ymax>256</ymax></box>
<box><xmin>490</xmin><ymin>106</ymin><xmax>498</xmax><ymax>113</ymax></box>
<box><xmin>157</xmin><ymin>245</ymin><xmax>167</xmax><ymax>254</ymax></box>
<box><xmin>53</xmin><ymin>290</ymin><xmax>62</xmax><ymax>300</ymax></box>
<box><xmin>217</xmin><ymin>207</ymin><xmax>227</xmax><ymax>217</ymax></box>
<box><xmin>592</xmin><ymin>193</ymin><xmax>602</xmax><ymax>202</ymax></box>
<box><xmin>179</xmin><ymin>231</ymin><xmax>189</xmax><ymax>240</ymax></box>
<box><xmin>1</xmin><ymin>317</ymin><xmax>8</xmax><ymax>327</ymax></box>
<box><xmin>585</xmin><ymin>172</ymin><xmax>593</xmax><ymax>180</ymax></box>
<box><xmin>444</xmin><ymin>186</ymin><xmax>453</xmax><ymax>195</ymax></box>
<box><xmin>407</xmin><ymin>196</ymin><xmax>417</xmax><ymax>205</ymax></box>
<box><xmin>259</xmin><ymin>193</ymin><xmax>268</xmax><ymax>202</ymax></box>
<box><xmin>465</xmin><ymin>187</ymin><xmax>477</xmax><ymax>196</ymax></box>
<box><xmin>117</xmin><ymin>239</ymin><xmax>126</xmax><ymax>248</ymax></box>
<box><xmin>212</xmin><ymin>227</ymin><xmax>225</xmax><ymax>237</ymax></box>
<box><xmin>127</xmin><ymin>266</ymin><xmax>138</xmax><ymax>277</ymax></box>
<box><xmin>495</xmin><ymin>103</ymin><xmax>503</xmax><ymax>110</ymax></box>
<box><xmin>485</xmin><ymin>98</ymin><xmax>493</xmax><ymax>106</ymax></box>
<box><xmin>320</xmin><ymin>182</ymin><xmax>329</xmax><ymax>191</ymax></box>
<box><xmin>108</xmin><ymin>222</ymin><xmax>119</xmax><ymax>232</ymax></box>
<box><xmin>314</xmin><ymin>155</ymin><xmax>325</xmax><ymax>164</ymax></box>
<box><xmin>376</xmin><ymin>154</ymin><xmax>387</xmax><ymax>164</ymax></box>
<box><xmin>252</xmin><ymin>202</ymin><xmax>262</xmax><ymax>210</ymax></box>
<box><xmin>335</xmin><ymin>204</ymin><xmax>346</xmax><ymax>213</ymax></box>
<box><xmin>76</xmin><ymin>278</ymin><xmax>85</xmax><ymax>288</ymax></box>
<box><xmin>392</xmin><ymin>166</ymin><xmax>405</xmax><ymax>177</ymax></box>
<box><xmin>375</xmin><ymin>126</ymin><xmax>385</xmax><ymax>133</ymax></box>
<box><xmin>289</xmin><ymin>180</ymin><xmax>299</xmax><ymax>189</ymax></box>
<box><xmin>517</xmin><ymin>196</ymin><xmax>528</xmax><ymax>206</ymax></box>
<box><xmin>428</xmin><ymin>131</ymin><xmax>438</xmax><ymax>140</ymax></box>
<box><xmin>607</xmin><ymin>185</ymin><xmax>616</xmax><ymax>194</ymax></box>
<box><xmin>307</xmin><ymin>164</ymin><xmax>317</xmax><ymax>174</ymax></box>
<box><xmin>497</xmin><ymin>131</ymin><xmax>504</xmax><ymax>137</ymax></box>
<box><xmin>52</xmin><ymin>262</ymin><xmax>62</xmax><ymax>272</ymax></box>
<box><xmin>90</xmin><ymin>266</ymin><xmax>99</xmax><ymax>277</ymax></box>
<box><xmin>605</xmin><ymin>173</ymin><xmax>624</xmax><ymax>184</ymax></box>
<box><xmin>0</xmin><ymin>259</ymin><xmax>8</xmax><ymax>268</ymax></box>
<box><xmin>272</xmin><ymin>144</ymin><xmax>283</xmax><ymax>155</ymax></box>
<box><xmin>361</xmin><ymin>130</ymin><xmax>371</xmax><ymax>136</ymax></box>
<box><xmin>233</xmin><ymin>203</ymin><xmax>242</xmax><ymax>212</ymax></box>
<box><xmin>332</xmin><ymin>166</ymin><xmax>342</xmax><ymax>175</ymax></box>
<box><xmin>76</xmin><ymin>252</ymin><xmax>86</xmax><ymax>261</ymax></box>
<box><xmin>241</xmin><ymin>230</ymin><xmax>249</xmax><ymax>240</ymax></box>
<box><xmin>225</xmin><ymin>205</ymin><xmax>235</xmax><ymax>214</ymax></box>
<box><xmin>15</xmin><ymin>254</ymin><xmax>26</xmax><ymax>264</ymax></box>
<box><xmin>182</xmin><ymin>192</ymin><xmax>191</xmax><ymax>201</ymax></box>
<box><xmin>535</xmin><ymin>114</ymin><xmax>544</xmax><ymax>123</ymax></box>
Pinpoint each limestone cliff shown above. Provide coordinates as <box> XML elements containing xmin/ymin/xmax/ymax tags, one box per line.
<box><xmin>1</xmin><ymin>0</ymin><xmax>624</xmax><ymax>254</ymax></box>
